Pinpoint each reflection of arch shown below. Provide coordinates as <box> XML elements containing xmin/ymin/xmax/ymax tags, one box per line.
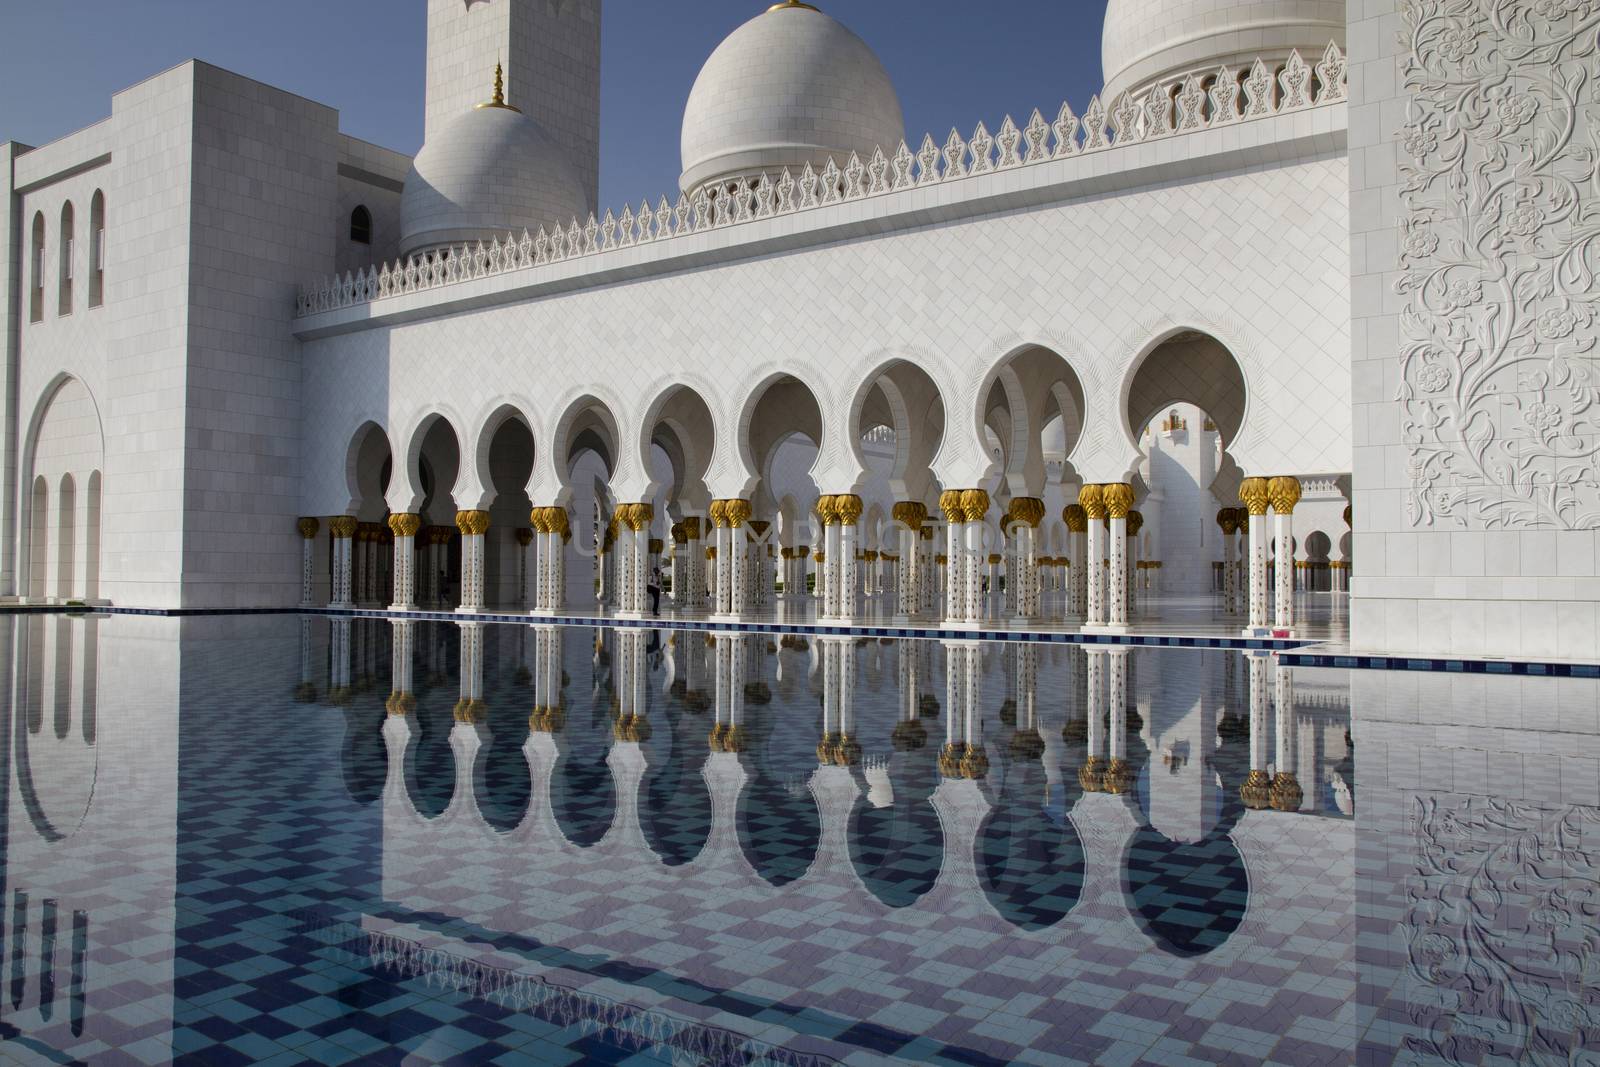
<box><xmin>403</xmin><ymin>700</ymin><xmax>457</xmax><ymax>820</ymax></box>
<box><xmin>474</xmin><ymin>703</ymin><xmax>532</xmax><ymax>832</ymax></box>
<box><xmin>340</xmin><ymin>703</ymin><xmax>387</xmax><ymax>805</ymax></box>
<box><xmin>641</xmin><ymin>702</ymin><xmax>712</xmax><ymax>866</ymax></box>
<box><xmin>1123</xmin><ymin>826</ymin><xmax>1248</xmax><ymax>956</ymax></box>
<box><xmin>14</xmin><ymin>616</ymin><xmax>98</xmax><ymax>843</ymax></box>
<box><xmin>550</xmin><ymin>733</ymin><xmax>617</xmax><ymax>848</ymax></box>
<box><xmin>1122</xmin><ymin>329</ymin><xmax>1248</xmax><ymax>455</ymax></box>
<box><xmin>849</xmin><ymin>764</ymin><xmax>943</xmax><ymax>908</ymax></box>
<box><xmin>736</xmin><ymin>770</ymin><xmax>821</xmax><ymax>888</ymax></box>
<box><xmin>978</xmin><ymin>760</ymin><xmax>1084</xmax><ymax>929</ymax></box>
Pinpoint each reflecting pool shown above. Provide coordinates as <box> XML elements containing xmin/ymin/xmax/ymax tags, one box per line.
<box><xmin>0</xmin><ymin>614</ymin><xmax>1594</xmax><ymax>1064</ymax></box>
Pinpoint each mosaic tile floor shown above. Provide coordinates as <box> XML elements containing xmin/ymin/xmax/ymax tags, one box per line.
<box><xmin>0</xmin><ymin>614</ymin><xmax>1593</xmax><ymax>1064</ymax></box>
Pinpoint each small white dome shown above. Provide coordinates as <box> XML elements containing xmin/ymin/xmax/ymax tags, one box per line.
<box><xmin>400</xmin><ymin>104</ymin><xmax>589</xmax><ymax>259</ymax></box>
<box><xmin>1101</xmin><ymin>0</ymin><xmax>1345</xmax><ymax>104</ymax></box>
<box><xmin>680</xmin><ymin>1</ymin><xmax>904</xmax><ymax>195</ymax></box>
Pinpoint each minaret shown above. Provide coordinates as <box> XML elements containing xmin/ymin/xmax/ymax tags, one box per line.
<box><xmin>424</xmin><ymin>0</ymin><xmax>601</xmax><ymax>207</ymax></box>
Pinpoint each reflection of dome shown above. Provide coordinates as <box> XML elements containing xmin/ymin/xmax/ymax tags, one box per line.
<box><xmin>680</xmin><ymin>1</ymin><xmax>904</xmax><ymax>195</ymax></box>
<box><xmin>1100</xmin><ymin>0</ymin><xmax>1346</xmax><ymax>104</ymax></box>
<box><xmin>400</xmin><ymin>95</ymin><xmax>589</xmax><ymax>259</ymax></box>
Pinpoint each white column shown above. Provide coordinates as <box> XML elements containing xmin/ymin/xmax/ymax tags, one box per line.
<box><xmin>1241</xmin><ymin>479</ymin><xmax>1270</xmax><ymax>632</ymax></box>
<box><xmin>1083</xmin><ymin>489</ymin><xmax>1105</xmax><ymax>627</ymax></box>
<box><xmin>389</xmin><ymin>514</ymin><xmax>420</xmax><ymax>610</ymax></box>
<box><xmin>1270</xmin><ymin>477</ymin><xmax>1301</xmax><ymax>634</ymax></box>
<box><xmin>1108</xmin><ymin>513</ymin><xmax>1128</xmax><ymax>628</ymax></box>
<box><xmin>456</xmin><ymin>511</ymin><xmax>487</xmax><ymax>613</ymax></box>
<box><xmin>330</xmin><ymin>517</ymin><xmax>356</xmax><ymax>608</ymax></box>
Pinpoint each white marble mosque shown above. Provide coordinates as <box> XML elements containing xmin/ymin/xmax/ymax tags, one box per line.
<box><xmin>3</xmin><ymin>0</ymin><xmax>1597</xmax><ymax>659</ymax></box>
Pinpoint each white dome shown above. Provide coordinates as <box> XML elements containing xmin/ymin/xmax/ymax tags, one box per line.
<box><xmin>680</xmin><ymin>1</ymin><xmax>904</xmax><ymax>195</ymax></box>
<box><xmin>1101</xmin><ymin>0</ymin><xmax>1345</xmax><ymax>104</ymax></box>
<box><xmin>400</xmin><ymin>104</ymin><xmax>589</xmax><ymax>259</ymax></box>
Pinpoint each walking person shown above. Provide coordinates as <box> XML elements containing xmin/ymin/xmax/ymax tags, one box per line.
<box><xmin>648</xmin><ymin>566</ymin><xmax>662</xmax><ymax>617</ymax></box>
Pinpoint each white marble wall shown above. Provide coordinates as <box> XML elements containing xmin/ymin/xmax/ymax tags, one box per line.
<box><xmin>1350</xmin><ymin>0</ymin><xmax>1600</xmax><ymax>658</ymax></box>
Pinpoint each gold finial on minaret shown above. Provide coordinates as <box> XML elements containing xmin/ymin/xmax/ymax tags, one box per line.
<box><xmin>476</xmin><ymin>60</ymin><xmax>521</xmax><ymax>112</ymax></box>
<box><xmin>767</xmin><ymin>0</ymin><xmax>820</xmax><ymax>11</ymax></box>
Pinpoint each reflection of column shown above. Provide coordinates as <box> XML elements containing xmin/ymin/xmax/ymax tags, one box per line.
<box><xmin>455</xmin><ymin>510</ymin><xmax>490</xmax><ymax>612</ymax></box>
<box><xmin>296</xmin><ymin>518</ymin><xmax>319</xmax><ymax>606</ymax></box>
<box><xmin>1269</xmin><ymin>477</ymin><xmax>1301</xmax><ymax>634</ymax></box>
<box><xmin>1103</xmin><ymin>649</ymin><xmax>1132</xmax><ymax>793</ymax></box>
<box><xmin>388</xmin><ymin>513</ymin><xmax>421</xmax><ymax>609</ymax></box>
<box><xmin>1242</xmin><ymin>653</ymin><xmax>1272</xmax><ymax>808</ymax></box>
<box><xmin>1080</xmin><ymin>487</ymin><xmax>1105</xmax><ymax>626</ymax></box>
<box><xmin>1079</xmin><ymin>649</ymin><xmax>1105</xmax><ymax>791</ymax></box>
<box><xmin>1102</xmin><ymin>483</ymin><xmax>1132</xmax><ymax>630</ymax></box>
<box><xmin>329</xmin><ymin>516</ymin><xmax>357</xmax><ymax>608</ymax></box>
<box><xmin>1240</xmin><ymin>478</ymin><xmax>1271</xmax><ymax>632</ymax></box>
<box><xmin>1271</xmin><ymin>659</ymin><xmax>1302</xmax><ymax>811</ymax></box>
<box><xmin>329</xmin><ymin>618</ymin><xmax>353</xmax><ymax>702</ymax></box>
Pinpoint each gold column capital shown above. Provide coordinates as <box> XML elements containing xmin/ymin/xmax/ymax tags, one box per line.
<box><xmin>515</xmin><ymin>527</ymin><xmax>534</xmax><ymax>547</ymax></box>
<box><xmin>388</xmin><ymin>512</ymin><xmax>422</xmax><ymax>538</ymax></box>
<box><xmin>455</xmin><ymin>510</ymin><xmax>491</xmax><ymax>536</ymax></box>
<box><xmin>296</xmin><ymin>517</ymin><xmax>321</xmax><ymax>539</ymax></box>
<box><xmin>1103</xmin><ymin>482</ymin><xmax>1134</xmax><ymax>520</ymax></box>
<box><xmin>891</xmin><ymin>501</ymin><xmax>926</xmax><ymax>529</ymax></box>
<box><xmin>1063</xmin><ymin>503</ymin><xmax>1087</xmax><ymax>532</ymax></box>
<box><xmin>670</xmin><ymin>521</ymin><xmax>688</xmax><ymax>544</ymax></box>
<box><xmin>1078</xmin><ymin>484</ymin><xmax>1105</xmax><ymax>520</ymax></box>
<box><xmin>1239</xmin><ymin>477</ymin><xmax>1271</xmax><ymax>516</ymax></box>
<box><xmin>710</xmin><ymin>499</ymin><xmax>729</xmax><ymax>528</ymax></box>
<box><xmin>833</xmin><ymin>494</ymin><xmax>862</xmax><ymax>527</ymax></box>
<box><xmin>1126</xmin><ymin>510</ymin><xmax>1144</xmax><ymax>538</ymax></box>
<box><xmin>1216</xmin><ymin>507</ymin><xmax>1238</xmax><ymax>534</ymax></box>
<box><xmin>959</xmin><ymin>488</ymin><xmax>989</xmax><ymax>523</ymax></box>
<box><xmin>329</xmin><ymin>515</ymin><xmax>359</xmax><ymax>539</ymax></box>
<box><xmin>1268</xmin><ymin>475</ymin><xmax>1302</xmax><ymax>515</ymax></box>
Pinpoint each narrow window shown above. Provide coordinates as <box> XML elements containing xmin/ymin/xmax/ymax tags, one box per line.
<box><xmin>89</xmin><ymin>191</ymin><xmax>105</xmax><ymax>307</ymax></box>
<box><xmin>350</xmin><ymin>205</ymin><xmax>372</xmax><ymax>244</ymax></box>
<box><xmin>29</xmin><ymin>213</ymin><xmax>44</xmax><ymax>323</ymax></box>
<box><xmin>58</xmin><ymin>201</ymin><xmax>75</xmax><ymax>315</ymax></box>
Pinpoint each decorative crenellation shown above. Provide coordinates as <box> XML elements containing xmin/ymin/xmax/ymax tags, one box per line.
<box><xmin>296</xmin><ymin>44</ymin><xmax>1348</xmax><ymax>317</ymax></box>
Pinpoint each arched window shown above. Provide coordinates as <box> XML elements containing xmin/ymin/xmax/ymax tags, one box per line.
<box><xmin>29</xmin><ymin>212</ymin><xmax>44</xmax><ymax>323</ymax></box>
<box><xmin>89</xmin><ymin>191</ymin><xmax>106</xmax><ymax>308</ymax></box>
<box><xmin>350</xmin><ymin>205</ymin><xmax>372</xmax><ymax>244</ymax></box>
<box><xmin>58</xmin><ymin>201</ymin><xmax>75</xmax><ymax>315</ymax></box>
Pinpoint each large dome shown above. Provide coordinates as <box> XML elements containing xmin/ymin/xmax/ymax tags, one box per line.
<box><xmin>400</xmin><ymin>103</ymin><xmax>589</xmax><ymax>259</ymax></box>
<box><xmin>680</xmin><ymin>1</ymin><xmax>904</xmax><ymax>196</ymax></box>
<box><xmin>1101</xmin><ymin>0</ymin><xmax>1345</xmax><ymax>104</ymax></box>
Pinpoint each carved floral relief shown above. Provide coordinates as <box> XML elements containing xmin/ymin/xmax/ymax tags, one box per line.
<box><xmin>1398</xmin><ymin>0</ymin><xmax>1600</xmax><ymax>528</ymax></box>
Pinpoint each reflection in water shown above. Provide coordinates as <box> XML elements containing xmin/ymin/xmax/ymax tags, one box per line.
<box><xmin>15</xmin><ymin>612</ymin><xmax>1527</xmax><ymax>1067</ymax></box>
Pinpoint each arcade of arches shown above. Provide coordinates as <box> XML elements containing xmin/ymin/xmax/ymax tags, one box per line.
<box><xmin>303</xmin><ymin>336</ymin><xmax>1350</xmax><ymax>636</ymax></box>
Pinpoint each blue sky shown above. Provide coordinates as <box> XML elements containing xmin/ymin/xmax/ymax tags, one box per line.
<box><xmin>0</xmin><ymin>1</ymin><xmax>1109</xmax><ymax>211</ymax></box>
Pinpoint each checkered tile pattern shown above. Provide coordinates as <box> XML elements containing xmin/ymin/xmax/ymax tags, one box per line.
<box><xmin>0</xmin><ymin>615</ymin><xmax>1382</xmax><ymax>1065</ymax></box>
